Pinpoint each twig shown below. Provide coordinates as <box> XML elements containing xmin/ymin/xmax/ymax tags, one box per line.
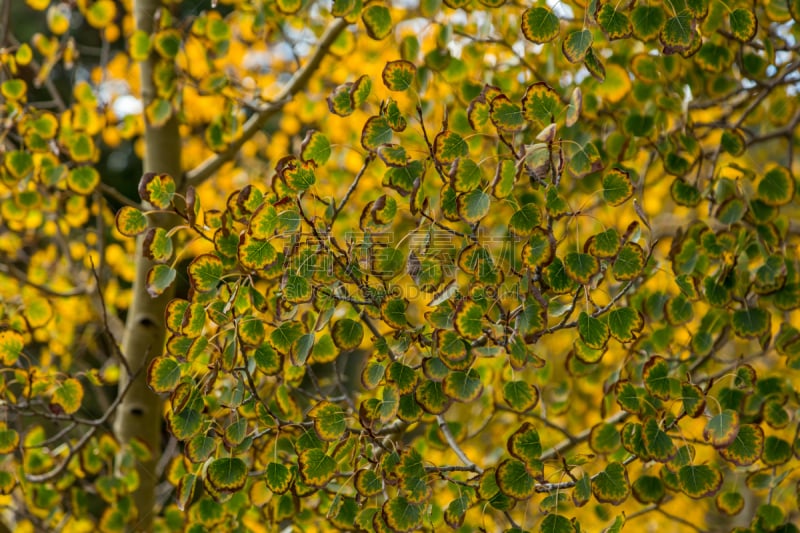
<box><xmin>436</xmin><ymin>415</ymin><xmax>482</xmax><ymax>473</ymax></box>
<box><xmin>0</xmin><ymin>263</ymin><xmax>87</xmax><ymax>298</ymax></box>
<box><xmin>184</xmin><ymin>18</ymin><xmax>349</xmax><ymax>188</ymax></box>
<box><xmin>540</xmin><ymin>410</ymin><xmax>629</xmax><ymax>462</ymax></box>
<box><xmin>88</xmin><ymin>257</ymin><xmax>130</xmax><ymax>374</ymax></box>
<box><xmin>24</xmin><ymin>367</ymin><xmax>141</xmax><ymax>483</ymax></box>
<box><xmin>330</xmin><ymin>155</ymin><xmax>374</xmax><ymax>225</ymax></box>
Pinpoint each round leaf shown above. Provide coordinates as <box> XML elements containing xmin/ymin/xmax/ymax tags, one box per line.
<box><xmin>331</xmin><ymin>318</ymin><xmax>364</xmax><ymax>350</ymax></box>
<box><xmin>206</xmin><ymin>457</ymin><xmax>247</xmax><ymax>494</ymax></box>
<box><xmin>678</xmin><ymin>464</ymin><xmax>722</xmax><ymax>499</ymax></box>
<box><xmin>382</xmin><ymin>60</ymin><xmax>416</xmax><ymax>91</ymax></box>
<box><xmin>362</xmin><ymin>5</ymin><xmax>392</xmax><ymax>40</ymax></box>
<box><xmin>591</xmin><ymin>462</ymin><xmax>630</xmax><ymax>505</ymax></box>
<box><xmin>521</xmin><ymin>7</ymin><xmax>559</xmax><ymax>44</ymax></box>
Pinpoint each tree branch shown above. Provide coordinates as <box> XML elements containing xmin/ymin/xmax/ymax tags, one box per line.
<box><xmin>183</xmin><ymin>18</ymin><xmax>349</xmax><ymax>189</ymax></box>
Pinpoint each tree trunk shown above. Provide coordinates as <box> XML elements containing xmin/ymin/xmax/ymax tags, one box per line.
<box><xmin>113</xmin><ymin>0</ymin><xmax>181</xmax><ymax>530</ymax></box>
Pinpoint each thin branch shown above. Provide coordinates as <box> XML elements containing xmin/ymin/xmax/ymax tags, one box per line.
<box><xmin>184</xmin><ymin>18</ymin><xmax>349</xmax><ymax>188</ymax></box>
<box><xmin>24</xmin><ymin>367</ymin><xmax>141</xmax><ymax>483</ymax></box>
<box><xmin>100</xmin><ymin>183</ymin><xmax>141</xmax><ymax>209</ymax></box>
<box><xmin>88</xmin><ymin>257</ymin><xmax>130</xmax><ymax>374</ymax></box>
<box><xmin>540</xmin><ymin>410</ymin><xmax>630</xmax><ymax>462</ymax></box>
<box><xmin>436</xmin><ymin>415</ymin><xmax>483</xmax><ymax>473</ymax></box>
<box><xmin>330</xmin><ymin>155</ymin><xmax>374</xmax><ymax>225</ymax></box>
<box><xmin>0</xmin><ymin>263</ymin><xmax>87</xmax><ymax>297</ymax></box>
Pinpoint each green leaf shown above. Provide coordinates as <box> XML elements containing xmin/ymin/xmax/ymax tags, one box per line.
<box><xmin>1</xmin><ymin>79</ymin><xmax>25</xmax><ymax>100</ymax></box>
<box><xmin>0</xmin><ymin>425</ymin><xmax>19</xmax><ymax>454</ymax></box>
<box><xmin>115</xmin><ymin>206</ymin><xmax>148</xmax><ymax>237</ymax></box>
<box><xmin>661</xmin><ymin>11</ymin><xmax>695</xmax><ymax>53</ymax></box>
<box><xmin>719</xmin><ymin>424</ymin><xmax>764</xmax><ymax>466</ymax></box>
<box><xmin>382</xmin><ymin>497</ymin><xmax>423</xmax><ymax>532</ymax></box>
<box><xmin>592</xmin><ymin>462</ymin><xmax>630</xmax><ymax>505</ymax></box>
<box><xmin>188</xmin><ymin>254</ymin><xmax>223</xmax><ymax>292</ymax></box>
<box><xmin>758</xmin><ymin>165</ymin><xmax>795</xmax><ymax>206</ymax></box>
<box><xmin>457</xmin><ymin>189</ymin><xmax>491</xmax><ymax>223</ymax></box>
<box><xmin>624</xmin><ymin>114</ymin><xmax>654</xmax><ymax>137</ymax></box>
<box><xmin>540</xmin><ymin>514</ymin><xmax>576</xmax><ymax>533</ymax></box>
<box><xmin>643</xmin><ymin>356</ymin><xmax>675</xmax><ymax>400</ymax></box>
<box><xmin>251</xmin><ymin>343</ymin><xmax>281</xmax><ymax>375</ymax></box>
<box><xmin>187</xmin><ymin>432</ymin><xmax>217</xmax><ymax>463</ymax></box>
<box><xmin>671</xmin><ymin>178</ymin><xmax>702</xmax><ymax>206</ymax></box>
<box><xmin>377</xmin><ymin>144</ymin><xmax>407</xmax><ymax>167</ymax></box>
<box><xmin>731</xmin><ymin>307</ymin><xmax>771</xmax><ymax>338</ymax></box>
<box><xmin>495</xmin><ymin>458</ymin><xmax>536</xmax><ymax>499</ymax></box>
<box><xmin>146</xmin><ymin>265</ymin><xmax>177</xmax><ymax>297</ymax></box>
<box><xmin>613</xmin><ymin>242</ymin><xmax>645</xmax><ymax>281</ymax></box>
<box><xmin>682</xmin><ymin>383</ymin><xmax>706</xmax><ymax>417</ymax></box>
<box><xmin>331</xmin><ymin>318</ymin><xmax>363</xmax><ymax>351</ymax></box>
<box><xmin>544</xmin><ymin>257</ymin><xmax>577</xmax><ymax>294</ymax></box>
<box><xmin>564</xmin><ymin>252</ymin><xmax>599</xmax><ymax>284</ymax></box>
<box><xmin>595</xmin><ymin>3</ymin><xmax>632</xmax><ymax>40</ymax></box>
<box><xmin>704</xmin><ymin>409</ymin><xmax>740</xmax><ymax>448</ymax></box>
<box><xmin>382</xmin><ymin>59</ymin><xmax>416</xmax><ymax>91</ymax></box>
<box><xmin>298</xmin><ymin>448</ymin><xmax>337</xmax><ymax>487</ymax></box>
<box><xmin>715</xmin><ymin>197</ymin><xmax>747</xmax><ymax>225</ymax></box>
<box><xmin>361</xmin><ymin>115</ymin><xmax>393</xmax><ymax>151</ymax></box>
<box><xmin>678</xmin><ymin>464</ymin><xmax>722</xmax><ymax>499</ymax></box>
<box><xmin>602</xmin><ymin>167</ymin><xmax>634</xmax><ymax>206</ymax></box>
<box><xmin>443</xmin><ymin>369</ymin><xmax>483</xmax><ymax>402</ymax></box>
<box><xmin>631</xmin><ymin>5</ymin><xmax>666</xmax><ymax>41</ymax></box>
<box><xmin>327</xmin><ymin>83</ymin><xmax>355</xmax><ymax>116</ymax></box>
<box><xmin>588</xmin><ymin>228</ymin><xmax>620</xmax><ymax>258</ymax></box>
<box><xmin>632</xmin><ymin>475</ymin><xmax>665</xmax><ymax>503</ymax></box>
<box><xmin>729</xmin><ymin>8</ymin><xmax>757</xmax><ymax>42</ymax></box>
<box><xmin>4</xmin><ymin>150</ymin><xmax>34</xmax><ymax>180</ymax></box>
<box><xmin>414</xmin><ymin>380</ymin><xmax>451</xmax><ymax>414</ymax></box>
<box><xmin>523</xmin><ymin>228</ymin><xmax>554</xmax><ymax>269</ymax></box>
<box><xmin>761</xmin><ymin>436</ymin><xmax>792</xmax><ymax>466</ymax></box>
<box><xmin>138</xmin><ymin>172</ymin><xmax>175</xmax><ymax>209</ymax></box>
<box><xmin>562</xmin><ymin>29</ymin><xmax>592</xmax><ymax>63</ymax></box>
<box><xmin>509</xmin><ymin>204</ymin><xmax>542</xmax><ymax>237</ymax></box>
<box><xmin>567</xmin><ymin>140</ymin><xmax>602</xmax><ymax>178</ymax></box>
<box><xmin>300</xmin><ymin>130</ymin><xmax>331</xmax><ymax>166</ymax></box>
<box><xmin>449</xmin><ymin>158</ymin><xmax>482</xmax><ymax>192</ymax></box>
<box><xmin>521</xmin><ymin>7</ymin><xmax>560</xmax><ymax>44</ymax></box>
<box><xmin>522</xmin><ymin>82</ymin><xmax>561</xmax><ymax>130</ymax></box>
<box><xmin>361</xmin><ymin>5</ymin><xmax>392</xmax><ymax>40</ymax></box>
<box><xmin>503</xmin><ymin>380</ymin><xmax>539</xmax><ymax>413</ymax></box>
<box><xmin>270</xmin><ymin>321</ymin><xmax>304</xmax><ymax>354</ymax></box>
<box><xmin>264</xmin><ymin>462</ymin><xmax>293</xmax><ymax>494</ymax></box>
<box><xmin>69</xmin><ymin>391</ymin><xmax>109</xmax><ymax>438</ymax></box>
<box><xmin>309</xmin><ymin>401</ymin><xmax>347</xmax><ymax>441</ymax></box>
<box><xmin>578</xmin><ymin>312</ymin><xmax>609</xmax><ymax>350</ymax></box>
<box><xmin>143</xmin><ymin>227</ymin><xmax>173</xmax><ymax>263</ymax></box>
<box><xmin>665</xmin><ymin>293</ymin><xmax>693</xmax><ymax>325</ymax></box>
<box><xmin>716</xmin><ymin>490</ymin><xmax>744</xmax><ymax>515</ymax></box>
<box><xmin>355</xmin><ymin>469</ymin><xmax>382</xmax><ymax>497</ymax></box>
<box><xmin>67</xmin><ymin>166</ymin><xmax>100</xmax><ymax>194</ymax></box>
<box><xmin>489</xmin><ymin>95</ymin><xmax>525</xmax><ymax>132</ymax></box>
<box><xmin>642</xmin><ymin>418</ymin><xmax>676</xmax><ymax>462</ymax></box>
<box><xmin>434</xmin><ymin>130</ymin><xmax>469</xmax><ymax>164</ymax></box>
<box><xmin>756</xmin><ymin>504</ymin><xmax>785</xmax><ymax>530</ymax></box>
<box><xmin>608</xmin><ymin>307</ymin><xmax>643</xmax><ymax>343</ymax></box>
<box><xmin>454</xmin><ymin>300</ymin><xmax>484</xmax><ymax>340</ymax></box>
<box><xmin>147</xmin><ymin>356</ymin><xmax>182</xmax><ymax>394</ymax></box>
<box><xmin>508</xmin><ymin>422</ymin><xmax>542</xmax><ymax>465</ymax></box>
<box><xmin>590</xmin><ymin>423</ymin><xmax>621</xmax><ymax>454</ymax></box>
<box><xmin>583</xmin><ymin>47</ymin><xmax>605</xmax><ymax>81</ymax></box>
<box><xmin>0</xmin><ymin>330</ymin><xmax>24</xmax><ymax>366</ymax></box>
<box><xmin>206</xmin><ymin>457</ymin><xmax>247</xmax><ymax>495</ymax></box>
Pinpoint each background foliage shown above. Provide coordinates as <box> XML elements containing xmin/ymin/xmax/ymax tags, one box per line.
<box><xmin>1</xmin><ymin>0</ymin><xmax>800</xmax><ymax>531</ymax></box>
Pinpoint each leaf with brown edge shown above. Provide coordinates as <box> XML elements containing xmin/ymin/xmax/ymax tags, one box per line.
<box><xmin>298</xmin><ymin>449</ymin><xmax>337</xmax><ymax>487</ymax></box>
